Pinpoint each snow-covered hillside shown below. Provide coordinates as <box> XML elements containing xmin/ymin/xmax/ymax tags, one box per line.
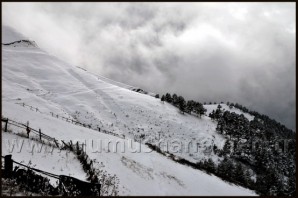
<box><xmin>2</xmin><ymin>26</ymin><xmax>28</xmax><ymax>43</ymax></box>
<box><xmin>2</xmin><ymin>132</ymin><xmax>87</xmax><ymax>186</ymax></box>
<box><xmin>2</xmin><ymin>26</ymin><xmax>227</xmax><ymax>164</ymax></box>
<box><xmin>2</xmin><ymin>25</ymin><xmax>256</xmax><ymax>195</ymax></box>
<box><xmin>86</xmin><ymin>69</ymin><xmax>156</xmax><ymax>97</ymax></box>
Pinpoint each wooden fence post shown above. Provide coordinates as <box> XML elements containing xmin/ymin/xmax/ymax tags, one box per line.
<box><xmin>4</xmin><ymin>155</ymin><xmax>13</xmax><ymax>178</ymax></box>
<box><xmin>76</xmin><ymin>142</ymin><xmax>79</xmax><ymax>151</ymax></box>
<box><xmin>70</xmin><ymin>141</ymin><xmax>73</xmax><ymax>151</ymax></box>
<box><xmin>26</xmin><ymin>121</ymin><xmax>30</xmax><ymax>138</ymax></box>
<box><xmin>4</xmin><ymin>118</ymin><xmax>8</xmax><ymax>132</ymax></box>
<box><xmin>80</xmin><ymin>143</ymin><xmax>85</xmax><ymax>152</ymax></box>
<box><xmin>54</xmin><ymin>139</ymin><xmax>59</xmax><ymax>148</ymax></box>
<box><xmin>39</xmin><ymin>128</ymin><xmax>42</xmax><ymax>140</ymax></box>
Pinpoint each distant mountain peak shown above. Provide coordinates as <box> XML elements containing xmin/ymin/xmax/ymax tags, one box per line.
<box><xmin>2</xmin><ymin>39</ymin><xmax>38</xmax><ymax>48</ymax></box>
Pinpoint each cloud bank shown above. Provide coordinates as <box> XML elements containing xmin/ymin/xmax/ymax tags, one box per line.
<box><xmin>2</xmin><ymin>2</ymin><xmax>296</xmax><ymax>130</ymax></box>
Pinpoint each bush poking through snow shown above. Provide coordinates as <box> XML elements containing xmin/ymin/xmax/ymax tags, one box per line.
<box><xmin>72</xmin><ymin>141</ymin><xmax>120</xmax><ymax>196</ymax></box>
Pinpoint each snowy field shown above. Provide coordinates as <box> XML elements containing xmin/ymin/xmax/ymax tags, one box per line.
<box><xmin>2</xmin><ymin>132</ymin><xmax>87</xmax><ymax>187</ymax></box>
<box><xmin>2</xmin><ymin>102</ymin><xmax>255</xmax><ymax>195</ymax></box>
<box><xmin>2</xmin><ymin>25</ymin><xmax>257</xmax><ymax>195</ymax></box>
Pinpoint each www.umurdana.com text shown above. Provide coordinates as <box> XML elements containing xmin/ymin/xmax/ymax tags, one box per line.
<box><xmin>3</xmin><ymin>137</ymin><xmax>294</xmax><ymax>155</ymax></box>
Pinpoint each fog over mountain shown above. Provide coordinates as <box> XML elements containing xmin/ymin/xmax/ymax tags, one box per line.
<box><xmin>2</xmin><ymin>2</ymin><xmax>295</xmax><ymax>130</ymax></box>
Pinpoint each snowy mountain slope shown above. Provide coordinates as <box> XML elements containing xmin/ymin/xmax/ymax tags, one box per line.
<box><xmin>2</xmin><ymin>40</ymin><xmax>227</xmax><ymax>163</ymax></box>
<box><xmin>2</xmin><ymin>132</ymin><xmax>87</xmax><ymax>187</ymax></box>
<box><xmin>2</xmin><ymin>102</ymin><xmax>255</xmax><ymax>196</ymax></box>
<box><xmin>2</xmin><ymin>25</ymin><xmax>256</xmax><ymax>195</ymax></box>
<box><xmin>82</xmin><ymin>68</ymin><xmax>157</xmax><ymax>97</ymax></box>
<box><xmin>76</xmin><ymin>66</ymin><xmax>156</xmax><ymax>97</ymax></box>
<box><xmin>2</xmin><ymin>26</ymin><xmax>28</xmax><ymax>43</ymax></box>
<box><xmin>3</xmin><ymin>40</ymin><xmax>38</xmax><ymax>48</ymax></box>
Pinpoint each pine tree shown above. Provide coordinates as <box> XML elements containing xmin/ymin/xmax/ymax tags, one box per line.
<box><xmin>193</xmin><ymin>102</ymin><xmax>205</xmax><ymax>118</ymax></box>
<box><xmin>186</xmin><ymin>100</ymin><xmax>194</xmax><ymax>113</ymax></box>
<box><xmin>286</xmin><ymin>173</ymin><xmax>296</xmax><ymax>196</ymax></box>
<box><xmin>213</xmin><ymin>144</ymin><xmax>218</xmax><ymax>154</ymax></box>
<box><xmin>172</xmin><ymin>94</ymin><xmax>178</xmax><ymax>106</ymax></box>
<box><xmin>161</xmin><ymin>95</ymin><xmax>165</xmax><ymax>103</ymax></box>
<box><xmin>178</xmin><ymin>96</ymin><xmax>186</xmax><ymax>114</ymax></box>
<box><xmin>255</xmin><ymin>173</ymin><xmax>268</xmax><ymax>195</ymax></box>
<box><xmin>223</xmin><ymin>140</ymin><xmax>232</xmax><ymax>155</ymax></box>
<box><xmin>256</xmin><ymin>169</ymin><xmax>283</xmax><ymax>196</ymax></box>
<box><xmin>216</xmin><ymin>118</ymin><xmax>225</xmax><ymax>134</ymax></box>
<box><xmin>212</xmin><ymin>106</ymin><xmax>223</xmax><ymax>120</ymax></box>
<box><xmin>234</xmin><ymin>162</ymin><xmax>245</xmax><ymax>185</ymax></box>
<box><xmin>217</xmin><ymin>157</ymin><xmax>235</xmax><ymax>180</ymax></box>
<box><xmin>243</xmin><ymin>169</ymin><xmax>253</xmax><ymax>187</ymax></box>
<box><xmin>165</xmin><ymin>93</ymin><xmax>172</xmax><ymax>103</ymax></box>
<box><xmin>229</xmin><ymin>103</ymin><xmax>234</xmax><ymax>108</ymax></box>
<box><xmin>268</xmin><ymin>171</ymin><xmax>284</xmax><ymax>196</ymax></box>
<box><xmin>204</xmin><ymin>158</ymin><xmax>216</xmax><ymax>173</ymax></box>
<box><xmin>198</xmin><ymin>104</ymin><xmax>206</xmax><ymax>118</ymax></box>
<box><xmin>209</xmin><ymin>110</ymin><xmax>215</xmax><ymax>120</ymax></box>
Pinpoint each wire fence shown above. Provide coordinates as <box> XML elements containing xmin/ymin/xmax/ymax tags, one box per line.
<box><xmin>1</xmin><ymin>116</ymin><xmax>102</xmax><ymax>195</ymax></box>
<box><xmin>15</xmin><ymin>102</ymin><xmax>125</xmax><ymax>139</ymax></box>
<box><xmin>2</xmin><ymin>117</ymin><xmax>60</xmax><ymax>147</ymax></box>
<box><xmin>2</xmin><ymin>117</ymin><xmax>89</xmax><ymax>181</ymax></box>
<box><xmin>1</xmin><ymin>155</ymin><xmax>101</xmax><ymax>196</ymax></box>
<box><xmin>1</xmin><ymin>155</ymin><xmax>60</xmax><ymax>179</ymax></box>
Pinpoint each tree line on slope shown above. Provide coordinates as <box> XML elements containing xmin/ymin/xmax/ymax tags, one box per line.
<box><xmin>210</xmin><ymin>104</ymin><xmax>296</xmax><ymax>196</ymax></box>
<box><xmin>145</xmin><ymin>142</ymin><xmax>256</xmax><ymax>194</ymax></box>
<box><xmin>226</xmin><ymin>102</ymin><xmax>294</xmax><ymax>138</ymax></box>
<box><xmin>159</xmin><ymin>93</ymin><xmax>206</xmax><ymax>117</ymax></box>
<box><xmin>150</xmin><ymin>95</ymin><xmax>295</xmax><ymax>196</ymax></box>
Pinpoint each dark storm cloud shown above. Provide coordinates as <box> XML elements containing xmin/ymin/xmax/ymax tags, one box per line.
<box><xmin>2</xmin><ymin>2</ymin><xmax>296</xmax><ymax>130</ymax></box>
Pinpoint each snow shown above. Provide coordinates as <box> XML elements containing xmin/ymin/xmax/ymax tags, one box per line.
<box><xmin>2</xmin><ymin>132</ymin><xmax>87</xmax><ymax>187</ymax></box>
<box><xmin>2</xmin><ymin>102</ymin><xmax>256</xmax><ymax>196</ymax></box>
<box><xmin>204</xmin><ymin>104</ymin><xmax>255</xmax><ymax>121</ymax></box>
<box><xmin>2</xmin><ymin>25</ymin><xmax>28</xmax><ymax>43</ymax></box>
<box><xmin>2</xmin><ymin>44</ymin><xmax>226</xmax><ymax>163</ymax></box>
<box><xmin>2</xmin><ymin>25</ymin><xmax>257</xmax><ymax>195</ymax></box>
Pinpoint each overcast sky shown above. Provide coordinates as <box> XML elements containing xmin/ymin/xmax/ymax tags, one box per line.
<box><xmin>2</xmin><ymin>2</ymin><xmax>296</xmax><ymax>130</ymax></box>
